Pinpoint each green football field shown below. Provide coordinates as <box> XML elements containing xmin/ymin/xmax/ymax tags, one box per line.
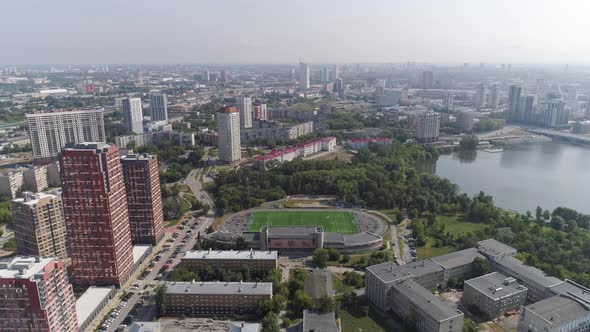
<box><xmin>248</xmin><ymin>210</ymin><xmax>358</xmax><ymax>234</ymax></box>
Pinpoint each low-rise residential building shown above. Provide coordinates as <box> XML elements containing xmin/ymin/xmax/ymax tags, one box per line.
<box><xmin>491</xmin><ymin>255</ymin><xmax>562</xmax><ymax>302</ymax></box>
<box><xmin>75</xmin><ymin>286</ymin><xmax>116</xmax><ymax>332</ymax></box>
<box><xmin>345</xmin><ymin>137</ymin><xmax>393</xmax><ymax>150</ymax></box>
<box><xmin>115</xmin><ymin>130</ymin><xmax>195</xmax><ymax>148</ymax></box>
<box><xmin>430</xmin><ymin>248</ymin><xmax>485</xmax><ymax>283</ymax></box>
<box><xmin>463</xmin><ymin>272</ymin><xmax>528</xmax><ymax>319</ymax></box>
<box><xmin>181</xmin><ymin>249</ymin><xmax>278</xmax><ymax>272</ymax></box>
<box><xmin>161</xmin><ymin>281</ymin><xmax>272</xmax><ymax>316</ymax></box>
<box><xmin>518</xmin><ymin>296</ymin><xmax>590</xmax><ymax>332</ymax></box>
<box><xmin>301</xmin><ymin>310</ymin><xmax>339</xmax><ymax>332</ymax></box>
<box><xmin>240</xmin><ymin>120</ymin><xmax>313</xmax><ymax>144</ymax></box>
<box><xmin>254</xmin><ymin>137</ymin><xmax>336</xmax><ymax>169</ymax></box>
<box><xmin>391</xmin><ymin>279</ymin><xmax>463</xmax><ymax>332</ymax></box>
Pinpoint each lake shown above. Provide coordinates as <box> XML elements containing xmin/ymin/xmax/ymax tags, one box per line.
<box><xmin>416</xmin><ymin>141</ymin><xmax>590</xmax><ymax>214</ymax></box>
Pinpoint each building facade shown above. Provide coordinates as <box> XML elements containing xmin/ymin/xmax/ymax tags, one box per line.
<box><xmin>60</xmin><ymin>143</ymin><xmax>134</xmax><ymax>287</ymax></box>
<box><xmin>162</xmin><ymin>281</ymin><xmax>272</xmax><ymax>316</ymax></box>
<box><xmin>115</xmin><ymin>130</ymin><xmax>196</xmax><ymax>148</ymax></box>
<box><xmin>299</xmin><ymin>62</ymin><xmax>310</xmax><ymax>89</ymax></box>
<box><xmin>235</xmin><ymin>97</ymin><xmax>253</xmax><ymax>128</ymax></box>
<box><xmin>122</xmin><ymin>97</ymin><xmax>143</xmax><ymax>134</ymax></box>
<box><xmin>415</xmin><ymin>112</ymin><xmax>441</xmax><ymax>143</ymax></box>
<box><xmin>0</xmin><ymin>257</ymin><xmax>78</xmax><ymax>332</ymax></box>
<box><xmin>463</xmin><ymin>272</ymin><xmax>528</xmax><ymax>319</ymax></box>
<box><xmin>240</xmin><ymin>120</ymin><xmax>314</xmax><ymax>145</ymax></box>
<box><xmin>181</xmin><ymin>249</ymin><xmax>278</xmax><ymax>272</ymax></box>
<box><xmin>121</xmin><ymin>154</ymin><xmax>164</xmax><ymax>245</ymax></box>
<box><xmin>149</xmin><ymin>92</ymin><xmax>168</xmax><ymax>122</ymax></box>
<box><xmin>216</xmin><ymin>106</ymin><xmax>241</xmax><ymax>163</ymax></box>
<box><xmin>11</xmin><ymin>192</ymin><xmax>69</xmax><ymax>261</ymax></box>
<box><xmin>456</xmin><ymin>112</ymin><xmax>474</xmax><ymax>131</ymax></box>
<box><xmin>0</xmin><ymin>170</ymin><xmax>24</xmax><ymax>198</ymax></box>
<box><xmin>26</xmin><ymin>108</ymin><xmax>106</xmax><ymax>162</ymax></box>
<box><xmin>22</xmin><ymin>165</ymin><xmax>49</xmax><ymax>192</ymax></box>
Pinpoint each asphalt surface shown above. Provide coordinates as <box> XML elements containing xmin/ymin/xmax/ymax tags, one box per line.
<box><xmin>96</xmin><ymin>166</ymin><xmax>216</xmax><ymax>332</ymax></box>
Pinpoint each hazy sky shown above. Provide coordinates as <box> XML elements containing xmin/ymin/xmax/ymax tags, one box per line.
<box><xmin>2</xmin><ymin>0</ymin><xmax>590</xmax><ymax>65</ymax></box>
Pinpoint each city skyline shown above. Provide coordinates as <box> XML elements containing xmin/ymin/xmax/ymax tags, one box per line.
<box><xmin>2</xmin><ymin>0</ymin><xmax>590</xmax><ymax>65</ymax></box>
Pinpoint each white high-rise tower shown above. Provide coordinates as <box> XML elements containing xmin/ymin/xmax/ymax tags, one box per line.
<box><xmin>122</xmin><ymin>97</ymin><xmax>143</xmax><ymax>134</ymax></box>
<box><xmin>235</xmin><ymin>97</ymin><xmax>253</xmax><ymax>128</ymax></box>
<box><xmin>299</xmin><ymin>62</ymin><xmax>310</xmax><ymax>89</ymax></box>
<box><xmin>217</xmin><ymin>106</ymin><xmax>241</xmax><ymax>163</ymax></box>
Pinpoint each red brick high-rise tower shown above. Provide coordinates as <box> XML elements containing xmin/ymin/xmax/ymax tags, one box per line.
<box><xmin>0</xmin><ymin>257</ymin><xmax>78</xmax><ymax>331</ymax></box>
<box><xmin>60</xmin><ymin>143</ymin><xmax>133</xmax><ymax>287</ymax></box>
<box><xmin>121</xmin><ymin>153</ymin><xmax>165</xmax><ymax>245</ymax></box>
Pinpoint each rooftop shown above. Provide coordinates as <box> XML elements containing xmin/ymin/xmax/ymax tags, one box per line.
<box><xmin>121</xmin><ymin>153</ymin><xmax>156</xmax><ymax>161</ymax></box>
<box><xmin>182</xmin><ymin>249</ymin><xmax>277</xmax><ymax>261</ymax></box>
<box><xmin>25</xmin><ymin>108</ymin><xmax>104</xmax><ymax>117</ymax></box>
<box><xmin>264</xmin><ymin>226</ymin><xmax>323</xmax><ymax>236</ymax></box>
<box><xmin>133</xmin><ymin>245</ymin><xmax>151</xmax><ymax>265</ymax></box>
<box><xmin>217</xmin><ymin>106</ymin><xmax>239</xmax><ymax>114</ymax></box>
<box><xmin>128</xmin><ymin>322</ymin><xmax>161</xmax><ymax>332</ymax></box>
<box><xmin>549</xmin><ymin>280</ymin><xmax>590</xmax><ymax>307</ymax></box>
<box><xmin>0</xmin><ymin>256</ymin><xmax>53</xmax><ymax>279</ymax></box>
<box><xmin>63</xmin><ymin>142</ymin><xmax>109</xmax><ymax>151</ymax></box>
<box><xmin>302</xmin><ymin>310</ymin><xmax>339</xmax><ymax>332</ymax></box>
<box><xmin>430</xmin><ymin>248</ymin><xmax>485</xmax><ymax>270</ymax></box>
<box><xmin>523</xmin><ymin>295</ymin><xmax>590</xmax><ymax>326</ymax></box>
<box><xmin>164</xmin><ymin>281</ymin><xmax>272</xmax><ymax>296</ymax></box>
<box><xmin>465</xmin><ymin>272</ymin><xmax>527</xmax><ymax>300</ymax></box>
<box><xmin>393</xmin><ymin>279</ymin><xmax>463</xmax><ymax>322</ymax></box>
<box><xmin>497</xmin><ymin>256</ymin><xmax>562</xmax><ymax>289</ymax></box>
<box><xmin>366</xmin><ymin>259</ymin><xmax>443</xmax><ymax>284</ymax></box>
<box><xmin>12</xmin><ymin>192</ymin><xmax>59</xmax><ymax>206</ymax></box>
<box><xmin>477</xmin><ymin>239</ymin><xmax>517</xmax><ymax>258</ymax></box>
<box><xmin>76</xmin><ymin>286</ymin><xmax>116</xmax><ymax>328</ymax></box>
<box><xmin>228</xmin><ymin>321</ymin><xmax>260</xmax><ymax>332</ymax></box>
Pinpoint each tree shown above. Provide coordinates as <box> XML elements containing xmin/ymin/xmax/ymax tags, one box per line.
<box><xmin>261</xmin><ymin>312</ymin><xmax>280</xmax><ymax>332</ymax></box>
<box><xmin>463</xmin><ymin>318</ymin><xmax>478</xmax><ymax>332</ymax></box>
<box><xmin>155</xmin><ymin>284</ymin><xmax>168</xmax><ymax>317</ymax></box>
<box><xmin>316</xmin><ymin>295</ymin><xmax>337</xmax><ymax>314</ymax></box>
<box><xmin>292</xmin><ymin>290</ymin><xmax>314</xmax><ymax>314</ymax></box>
<box><xmin>472</xmin><ymin>257</ymin><xmax>491</xmax><ymax>277</ymax></box>
<box><xmin>459</xmin><ymin>135</ymin><xmax>479</xmax><ymax>150</ymax></box>
<box><xmin>312</xmin><ymin>248</ymin><xmax>329</xmax><ymax>268</ymax></box>
<box><xmin>327</xmin><ymin>248</ymin><xmax>341</xmax><ymax>262</ymax></box>
<box><xmin>550</xmin><ymin>215</ymin><xmax>565</xmax><ymax>230</ymax></box>
<box><xmin>343</xmin><ymin>271</ymin><xmax>364</xmax><ymax>288</ymax></box>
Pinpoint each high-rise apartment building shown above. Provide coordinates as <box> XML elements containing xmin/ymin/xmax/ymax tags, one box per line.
<box><xmin>299</xmin><ymin>62</ymin><xmax>310</xmax><ymax>89</ymax></box>
<box><xmin>508</xmin><ymin>85</ymin><xmax>523</xmax><ymax>121</ymax></box>
<box><xmin>443</xmin><ymin>91</ymin><xmax>454</xmax><ymax>109</ymax></box>
<box><xmin>422</xmin><ymin>71</ymin><xmax>434</xmax><ymax>89</ymax></box>
<box><xmin>216</xmin><ymin>106</ymin><xmax>241</xmax><ymax>163</ymax></box>
<box><xmin>541</xmin><ymin>100</ymin><xmax>569</xmax><ymax>128</ymax></box>
<box><xmin>415</xmin><ymin>112</ymin><xmax>440</xmax><ymax>143</ymax></box>
<box><xmin>26</xmin><ymin>108</ymin><xmax>106</xmax><ymax>162</ymax></box>
<box><xmin>253</xmin><ymin>103</ymin><xmax>268</xmax><ymax>121</ymax></box>
<box><xmin>488</xmin><ymin>84</ymin><xmax>499</xmax><ymax>109</ymax></box>
<box><xmin>456</xmin><ymin>112</ymin><xmax>474</xmax><ymax>131</ymax></box>
<box><xmin>0</xmin><ymin>257</ymin><xmax>78</xmax><ymax>332</ymax></box>
<box><xmin>60</xmin><ymin>143</ymin><xmax>133</xmax><ymax>287</ymax></box>
<box><xmin>121</xmin><ymin>154</ymin><xmax>164</xmax><ymax>245</ymax></box>
<box><xmin>122</xmin><ymin>97</ymin><xmax>143</xmax><ymax>134</ymax></box>
<box><xmin>11</xmin><ymin>192</ymin><xmax>68</xmax><ymax>261</ymax></box>
<box><xmin>235</xmin><ymin>96</ymin><xmax>253</xmax><ymax>128</ymax></box>
<box><xmin>149</xmin><ymin>91</ymin><xmax>168</xmax><ymax>122</ymax></box>
<box><xmin>475</xmin><ymin>83</ymin><xmax>486</xmax><ymax>108</ymax></box>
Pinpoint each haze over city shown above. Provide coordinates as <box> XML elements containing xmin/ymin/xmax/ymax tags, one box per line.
<box><xmin>2</xmin><ymin>0</ymin><xmax>590</xmax><ymax>64</ymax></box>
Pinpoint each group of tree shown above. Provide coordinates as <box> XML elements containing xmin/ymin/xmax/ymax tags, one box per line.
<box><xmin>169</xmin><ymin>266</ymin><xmax>277</xmax><ymax>284</ymax></box>
<box><xmin>311</xmin><ymin>248</ymin><xmax>341</xmax><ymax>268</ymax></box>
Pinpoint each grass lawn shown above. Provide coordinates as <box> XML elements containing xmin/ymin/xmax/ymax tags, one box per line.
<box><xmin>378</xmin><ymin>209</ymin><xmax>399</xmax><ymax>222</ymax></box>
<box><xmin>248</xmin><ymin>211</ymin><xmax>357</xmax><ymax>234</ymax></box>
<box><xmin>416</xmin><ymin>214</ymin><xmax>487</xmax><ymax>259</ymax></box>
<box><xmin>340</xmin><ymin>309</ymin><xmax>388</xmax><ymax>332</ymax></box>
<box><xmin>332</xmin><ymin>274</ymin><xmax>353</xmax><ymax>296</ymax></box>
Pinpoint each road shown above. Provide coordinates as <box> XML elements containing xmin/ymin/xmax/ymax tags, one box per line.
<box><xmin>100</xmin><ymin>212</ymin><xmax>214</xmax><ymax>332</ymax></box>
<box><xmin>94</xmin><ymin>165</ymin><xmax>217</xmax><ymax>332</ymax></box>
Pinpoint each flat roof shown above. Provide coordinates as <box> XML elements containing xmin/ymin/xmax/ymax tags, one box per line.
<box><xmin>76</xmin><ymin>286</ymin><xmax>115</xmax><ymax>327</ymax></box>
<box><xmin>164</xmin><ymin>281</ymin><xmax>272</xmax><ymax>296</ymax></box>
<box><xmin>477</xmin><ymin>239</ymin><xmax>517</xmax><ymax>258</ymax></box>
<box><xmin>366</xmin><ymin>259</ymin><xmax>443</xmax><ymax>284</ymax></box>
<box><xmin>496</xmin><ymin>256</ymin><xmax>562</xmax><ymax>288</ymax></box>
<box><xmin>393</xmin><ymin>279</ymin><xmax>463</xmax><ymax>322</ymax></box>
<box><xmin>12</xmin><ymin>192</ymin><xmax>59</xmax><ymax>206</ymax></box>
<box><xmin>228</xmin><ymin>321</ymin><xmax>261</xmax><ymax>332</ymax></box>
<box><xmin>0</xmin><ymin>256</ymin><xmax>53</xmax><ymax>279</ymax></box>
<box><xmin>265</xmin><ymin>226</ymin><xmax>322</xmax><ymax>236</ymax></box>
<box><xmin>183</xmin><ymin>249</ymin><xmax>277</xmax><ymax>261</ymax></box>
<box><xmin>133</xmin><ymin>245</ymin><xmax>151</xmax><ymax>265</ymax></box>
<box><xmin>465</xmin><ymin>272</ymin><xmax>527</xmax><ymax>300</ymax></box>
<box><xmin>121</xmin><ymin>153</ymin><xmax>156</xmax><ymax>161</ymax></box>
<box><xmin>430</xmin><ymin>248</ymin><xmax>485</xmax><ymax>270</ymax></box>
<box><xmin>25</xmin><ymin>108</ymin><xmax>104</xmax><ymax>117</ymax></box>
<box><xmin>302</xmin><ymin>310</ymin><xmax>339</xmax><ymax>332</ymax></box>
<box><xmin>549</xmin><ymin>280</ymin><xmax>590</xmax><ymax>307</ymax></box>
<box><xmin>128</xmin><ymin>322</ymin><xmax>161</xmax><ymax>332</ymax></box>
<box><xmin>523</xmin><ymin>296</ymin><xmax>590</xmax><ymax>326</ymax></box>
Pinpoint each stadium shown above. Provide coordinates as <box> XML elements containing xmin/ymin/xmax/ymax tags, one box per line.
<box><xmin>208</xmin><ymin>208</ymin><xmax>388</xmax><ymax>254</ymax></box>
